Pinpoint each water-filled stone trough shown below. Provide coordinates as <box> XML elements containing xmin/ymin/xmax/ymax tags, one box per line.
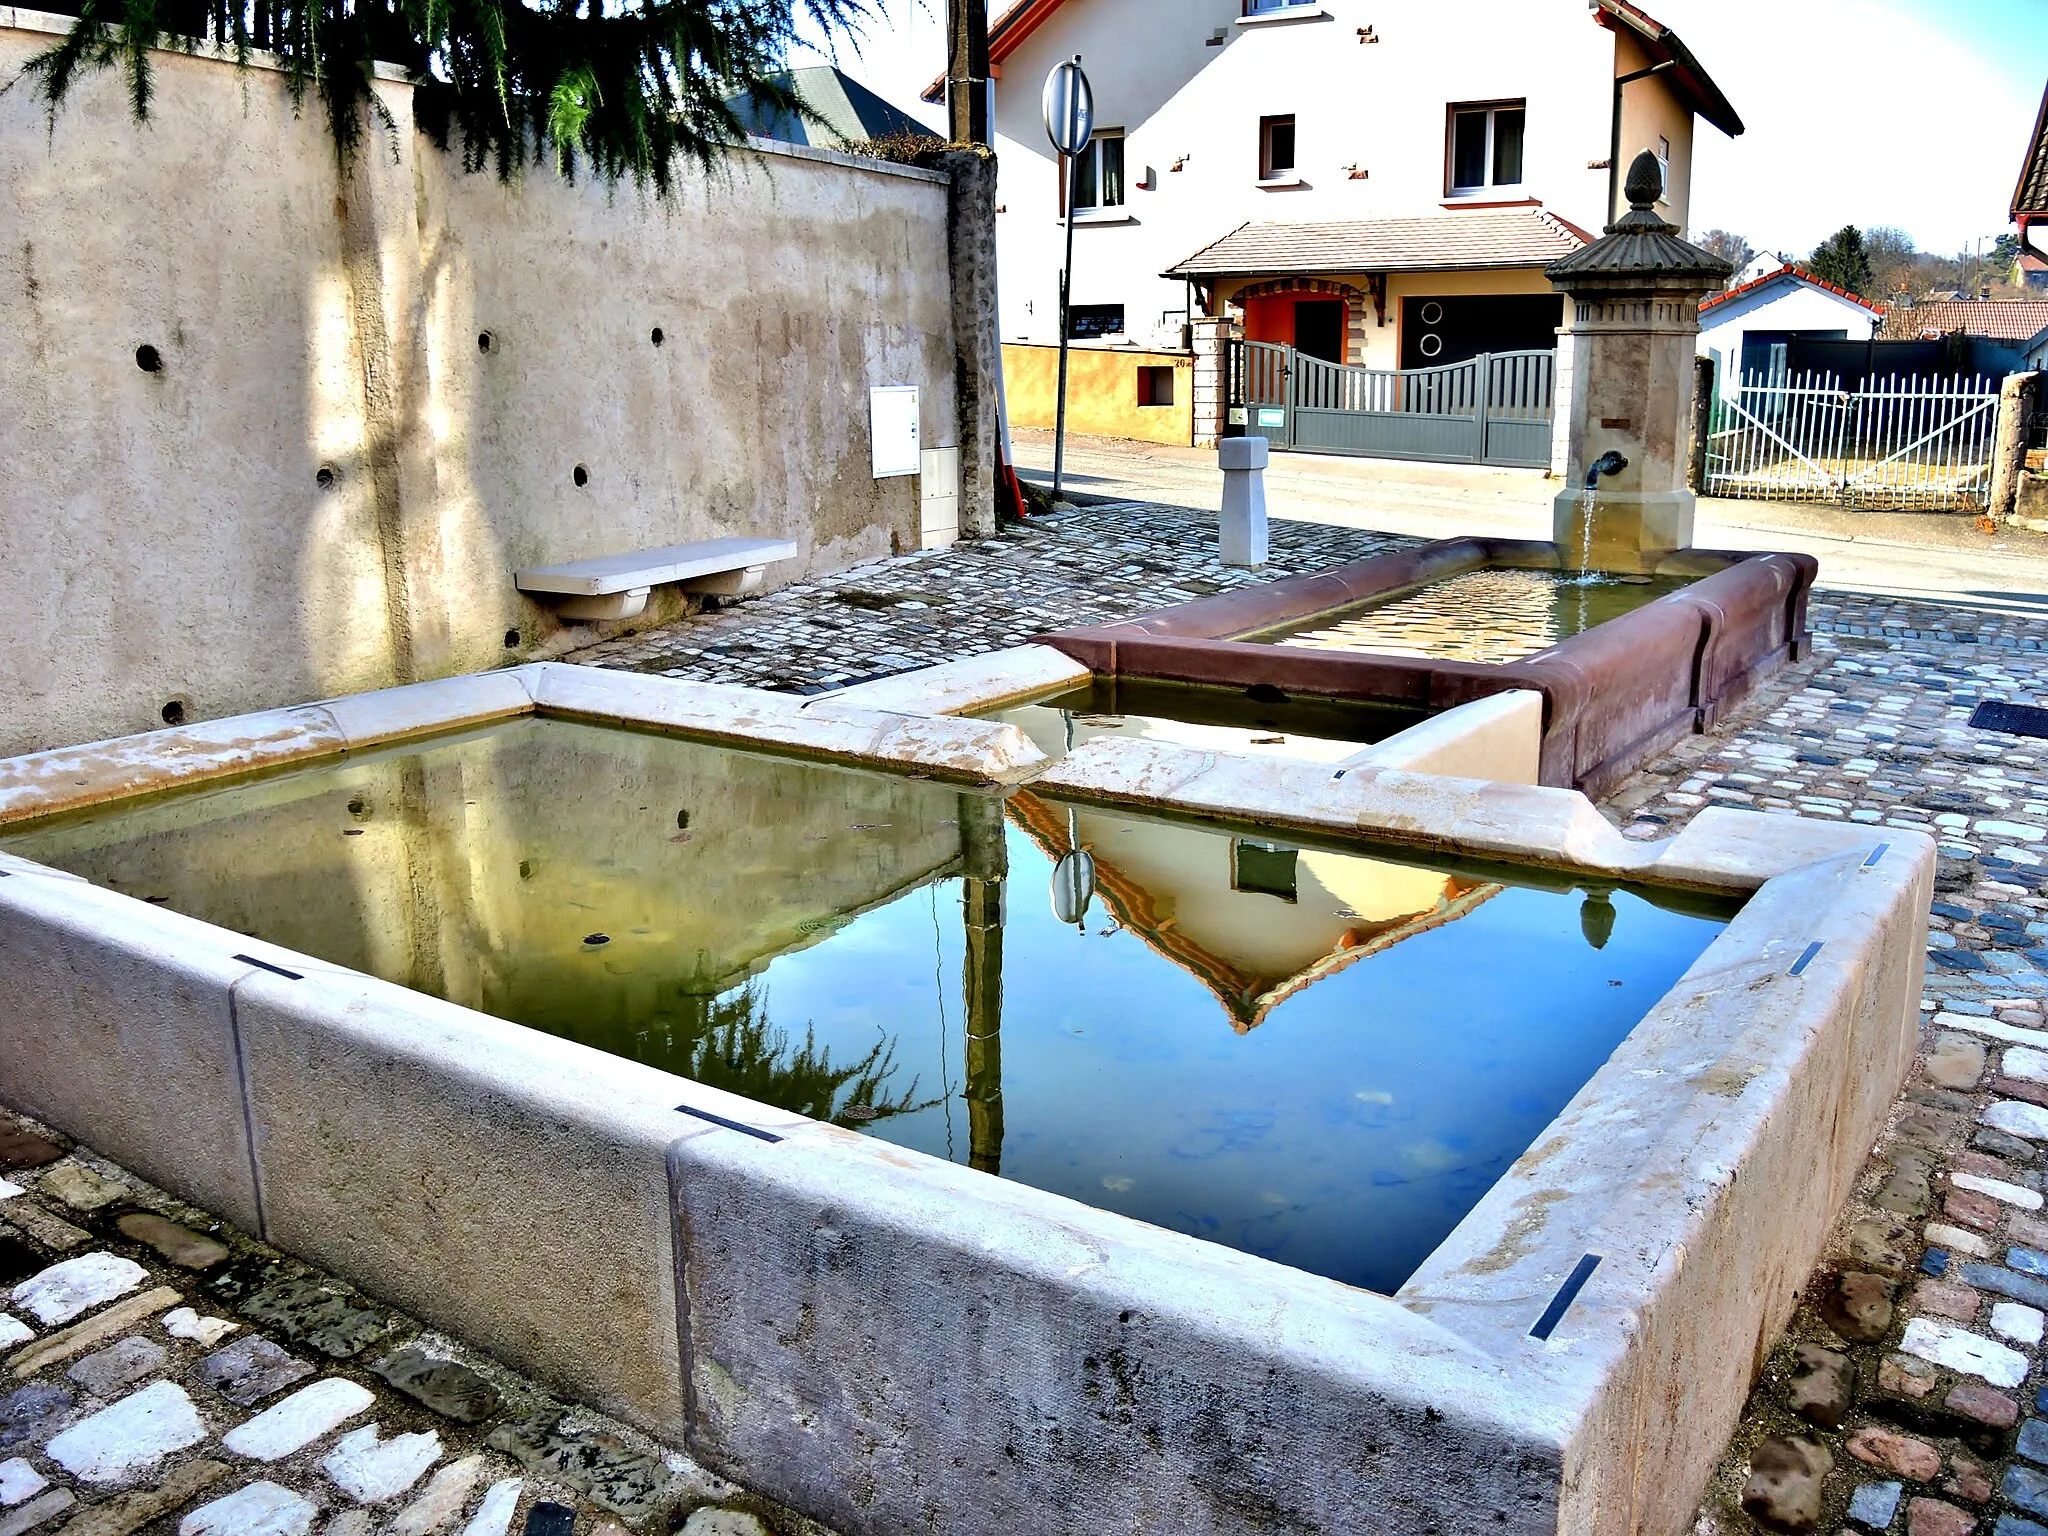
<box><xmin>0</xmin><ymin>662</ymin><xmax>1929</xmax><ymax>1536</ymax></box>
<box><xmin>1038</xmin><ymin>535</ymin><xmax>1816</xmax><ymax>798</ymax></box>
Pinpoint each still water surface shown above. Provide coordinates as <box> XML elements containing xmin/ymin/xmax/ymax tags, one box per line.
<box><xmin>2</xmin><ymin>718</ymin><xmax>1730</xmax><ymax>1291</ymax></box>
<box><xmin>1252</xmin><ymin>566</ymin><xmax>1691</xmax><ymax>665</ymax></box>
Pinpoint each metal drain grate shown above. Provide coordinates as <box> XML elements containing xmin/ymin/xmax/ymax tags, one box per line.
<box><xmin>1969</xmin><ymin>701</ymin><xmax>2048</xmax><ymax>738</ymax></box>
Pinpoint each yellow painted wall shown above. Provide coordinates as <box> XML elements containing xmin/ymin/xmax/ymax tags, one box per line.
<box><xmin>1003</xmin><ymin>344</ymin><xmax>1194</xmax><ymax>446</ymax></box>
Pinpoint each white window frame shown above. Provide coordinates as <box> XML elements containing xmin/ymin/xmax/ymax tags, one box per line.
<box><xmin>1446</xmin><ymin>101</ymin><xmax>1526</xmax><ymax>197</ymax></box>
<box><xmin>1070</xmin><ymin>130</ymin><xmax>1126</xmax><ymax>214</ymax></box>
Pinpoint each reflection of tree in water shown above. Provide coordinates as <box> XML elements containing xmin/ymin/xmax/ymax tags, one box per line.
<box><xmin>672</xmin><ymin>984</ymin><xmax>933</xmax><ymax>1129</ymax></box>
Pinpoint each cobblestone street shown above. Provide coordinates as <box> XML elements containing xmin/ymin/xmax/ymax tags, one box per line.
<box><xmin>571</xmin><ymin>506</ymin><xmax>1408</xmax><ymax>689</ymax></box>
<box><xmin>0</xmin><ymin>1121</ymin><xmax>803</xmax><ymax>1536</ymax></box>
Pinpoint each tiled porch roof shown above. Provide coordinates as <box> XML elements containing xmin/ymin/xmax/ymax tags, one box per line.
<box><xmin>1163</xmin><ymin>207</ymin><xmax>1588</xmax><ymax>280</ymax></box>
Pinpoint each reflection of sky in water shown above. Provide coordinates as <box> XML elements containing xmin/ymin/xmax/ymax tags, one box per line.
<box><xmin>746</xmin><ymin>822</ymin><xmax>1724</xmax><ymax>1295</ymax></box>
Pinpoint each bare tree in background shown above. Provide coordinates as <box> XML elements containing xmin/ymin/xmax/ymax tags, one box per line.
<box><xmin>1696</xmin><ymin>229</ymin><xmax>1756</xmax><ymax>281</ymax></box>
<box><xmin>1864</xmin><ymin>227</ymin><xmax>1919</xmax><ymax>304</ymax></box>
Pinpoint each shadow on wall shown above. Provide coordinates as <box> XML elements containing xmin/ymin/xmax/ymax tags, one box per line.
<box><xmin>0</xmin><ymin>23</ymin><xmax>957</xmax><ymax>757</ymax></box>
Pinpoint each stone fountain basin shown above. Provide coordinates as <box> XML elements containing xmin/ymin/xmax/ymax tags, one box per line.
<box><xmin>0</xmin><ymin>663</ymin><xmax>1922</xmax><ymax>1536</ymax></box>
<box><xmin>1033</xmin><ymin>536</ymin><xmax>1817</xmax><ymax>799</ymax></box>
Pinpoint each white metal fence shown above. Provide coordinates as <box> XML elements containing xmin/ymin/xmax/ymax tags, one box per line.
<box><xmin>1703</xmin><ymin>372</ymin><xmax>2003</xmax><ymax>510</ymax></box>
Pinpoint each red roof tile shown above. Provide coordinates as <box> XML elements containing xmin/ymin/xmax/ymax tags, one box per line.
<box><xmin>1699</xmin><ymin>263</ymin><xmax>1885</xmax><ymax>318</ymax></box>
<box><xmin>1878</xmin><ymin>301</ymin><xmax>2048</xmax><ymax>343</ymax></box>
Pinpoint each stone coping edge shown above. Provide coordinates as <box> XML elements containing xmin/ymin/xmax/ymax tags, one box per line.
<box><xmin>0</xmin><ymin>665</ymin><xmax>1046</xmax><ymax>829</ymax></box>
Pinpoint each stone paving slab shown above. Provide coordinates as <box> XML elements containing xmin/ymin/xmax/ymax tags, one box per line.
<box><xmin>0</xmin><ymin>1122</ymin><xmax>818</xmax><ymax>1536</ymax></box>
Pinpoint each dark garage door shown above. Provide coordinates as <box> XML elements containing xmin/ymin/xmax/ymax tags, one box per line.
<box><xmin>1401</xmin><ymin>295</ymin><xmax>1563</xmax><ymax>369</ymax></box>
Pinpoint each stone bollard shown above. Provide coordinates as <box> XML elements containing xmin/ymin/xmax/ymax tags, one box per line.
<box><xmin>1219</xmin><ymin>435</ymin><xmax>1269</xmax><ymax>568</ymax></box>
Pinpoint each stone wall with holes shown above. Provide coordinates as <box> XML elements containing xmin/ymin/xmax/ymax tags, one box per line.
<box><xmin>0</xmin><ymin>10</ymin><xmax>957</xmax><ymax>758</ymax></box>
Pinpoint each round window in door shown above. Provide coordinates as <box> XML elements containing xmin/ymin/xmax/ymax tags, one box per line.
<box><xmin>1400</xmin><ymin>294</ymin><xmax>1564</xmax><ymax>370</ymax></box>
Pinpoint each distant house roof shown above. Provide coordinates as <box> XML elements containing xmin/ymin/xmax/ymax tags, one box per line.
<box><xmin>1878</xmin><ymin>300</ymin><xmax>2048</xmax><ymax>343</ymax></box>
<box><xmin>1164</xmin><ymin>208</ymin><xmax>1589</xmax><ymax>280</ymax></box>
<box><xmin>1699</xmin><ymin>263</ymin><xmax>1885</xmax><ymax>319</ymax></box>
<box><xmin>2015</xmin><ymin>81</ymin><xmax>2048</xmax><ymax>225</ymax></box>
<box><xmin>922</xmin><ymin>0</ymin><xmax>1739</xmax><ymax>136</ymax></box>
<box><xmin>727</xmin><ymin>67</ymin><xmax>934</xmax><ymax>150</ymax></box>
<box><xmin>2020</xmin><ymin>251</ymin><xmax>2048</xmax><ymax>276</ymax></box>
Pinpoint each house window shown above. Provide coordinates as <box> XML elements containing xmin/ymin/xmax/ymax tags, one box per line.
<box><xmin>1448</xmin><ymin>101</ymin><xmax>1525</xmax><ymax>194</ymax></box>
<box><xmin>1656</xmin><ymin>135</ymin><xmax>1671</xmax><ymax>201</ymax></box>
<box><xmin>1243</xmin><ymin>0</ymin><xmax>1315</xmax><ymax>12</ymax></box>
<box><xmin>1071</xmin><ymin>130</ymin><xmax>1125</xmax><ymax>212</ymax></box>
<box><xmin>1232</xmin><ymin>840</ymin><xmax>1298</xmax><ymax>902</ymax></box>
<box><xmin>1068</xmin><ymin>304</ymin><xmax>1124</xmax><ymax>339</ymax></box>
<box><xmin>1259</xmin><ymin>114</ymin><xmax>1296</xmax><ymax>180</ymax></box>
<box><xmin>1137</xmin><ymin>366</ymin><xmax>1175</xmax><ymax>407</ymax></box>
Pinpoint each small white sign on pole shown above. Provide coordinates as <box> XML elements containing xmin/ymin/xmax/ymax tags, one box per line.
<box><xmin>869</xmin><ymin>386</ymin><xmax>921</xmax><ymax>478</ymax></box>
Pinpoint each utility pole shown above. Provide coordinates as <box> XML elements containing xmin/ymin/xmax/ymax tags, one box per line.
<box><xmin>947</xmin><ymin>0</ymin><xmax>990</xmax><ymax>145</ymax></box>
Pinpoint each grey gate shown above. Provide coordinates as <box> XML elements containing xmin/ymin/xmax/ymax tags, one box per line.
<box><xmin>1229</xmin><ymin>342</ymin><xmax>1554</xmax><ymax>467</ymax></box>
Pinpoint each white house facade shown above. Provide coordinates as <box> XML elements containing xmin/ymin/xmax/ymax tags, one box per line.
<box><xmin>1697</xmin><ymin>266</ymin><xmax>1884</xmax><ymax>393</ymax></box>
<box><xmin>939</xmin><ymin>0</ymin><xmax>1741</xmax><ymax>374</ymax></box>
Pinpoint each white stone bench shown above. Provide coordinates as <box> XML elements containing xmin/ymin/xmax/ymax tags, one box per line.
<box><xmin>514</xmin><ymin>537</ymin><xmax>799</xmax><ymax>620</ymax></box>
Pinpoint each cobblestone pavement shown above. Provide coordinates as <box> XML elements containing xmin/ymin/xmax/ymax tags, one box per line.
<box><xmin>0</xmin><ymin>1113</ymin><xmax>810</xmax><ymax>1536</ymax></box>
<box><xmin>571</xmin><ymin>504</ymin><xmax>1408</xmax><ymax>689</ymax></box>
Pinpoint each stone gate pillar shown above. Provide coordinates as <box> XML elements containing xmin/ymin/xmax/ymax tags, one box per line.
<box><xmin>1191</xmin><ymin>315</ymin><xmax>1232</xmax><ymax>449</ymax></box>
<box><xmin>1544</xmin><ymin>152</ymin><xmax>1732</xmax><ymax>572</ymax></box>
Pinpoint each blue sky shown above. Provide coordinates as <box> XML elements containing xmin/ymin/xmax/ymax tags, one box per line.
<box><xmin>793</xmin><ymin>0</ymin><xmax>2048</xmax><ymax>259</ymax></box>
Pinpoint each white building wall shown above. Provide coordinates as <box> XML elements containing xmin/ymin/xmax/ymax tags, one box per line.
<box><xmin>1696</xmin><ymin>281</ymin><xmax>1880</xmax><ymax>390</ymax></box>
<box><xmin>986</xmin><ymin>0</ymin><xmax>1647</xmax><ymax>350</ymax></box>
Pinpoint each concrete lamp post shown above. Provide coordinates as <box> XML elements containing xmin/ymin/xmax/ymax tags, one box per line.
<box><xmin>1544</xmin><ymin>150</ymin><xmax>1733</xmax><ymax>573</ymax></box>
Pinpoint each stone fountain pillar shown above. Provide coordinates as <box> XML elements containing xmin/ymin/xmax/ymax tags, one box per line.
<box><xmin>1545</xmin><ymin>152</ymin><xmax>1733</xmax><ymax>573</ymax></box>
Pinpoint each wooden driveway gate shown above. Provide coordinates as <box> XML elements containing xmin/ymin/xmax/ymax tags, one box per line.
<box><xmin>1230</xmin><ymin>341</ymin><xmax>1555</xmax><ymax>468</ymax></box>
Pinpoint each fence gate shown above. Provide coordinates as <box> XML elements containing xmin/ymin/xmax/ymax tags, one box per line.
<box><xmin>1703</xmin><ymin>372</ymin><xmax>2002</xmax><ymax>510</ymax></box>
<box><xmin>1227</xmin><ymin>342</ymin><xmax>1554</xmax><ymax>468</ymax></box>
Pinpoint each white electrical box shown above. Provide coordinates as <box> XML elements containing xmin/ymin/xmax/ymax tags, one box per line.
<box><xmin>869</xmin><ymin>386</ymin><xmax>921</xmax><ymax>478</ymax></box>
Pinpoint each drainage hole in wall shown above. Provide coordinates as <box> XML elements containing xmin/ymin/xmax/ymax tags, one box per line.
<box><xmin>573</xmin><ymin>464</ymin><xmax>589</xmax><ymax>487</ymax></box>
<box><xmin>135</xmin><ymin>345</ymin><xmax>163</xmax><ymax>373</ymax></box>
<box><xmin>504</xmin><ymin>629</ymin><xmax>521</xmax><ymax>648</ymax></box>
<box><xmin>160</xmin><ymin>698</ymin><xmax>188</xmax><ymax>726</ymax></box>
<box><xmin>478</xmin><ymin>330</ymin><xmax>496</xmax><ymax>354</ymax></box>
<box><xmin>315</xmin><ymin>465</ymin><xmax>337</xmax><ymax>490</ymax></box>
<box><xmin>651</xmin><ymin>327</ymin><xmax>665</xmax><ymax>346</ymax></box>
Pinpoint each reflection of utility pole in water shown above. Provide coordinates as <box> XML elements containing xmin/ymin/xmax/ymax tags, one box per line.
<box><xmin>958</xmin><ymin>793</ymin><xmax>1008</xmax><ymax>1175</ymax></box>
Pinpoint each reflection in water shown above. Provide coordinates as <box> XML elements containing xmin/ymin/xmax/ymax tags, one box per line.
<box><xmin>988</xmin><ymin>676</ymin><xmax>1426</xmax><ymax>765</ymax></box>
<box><xmin>0</xmin><ymin>719</ymin><xmax>1731</xmax><ymax>1294</ymax></box>
<box><xmin>1255</xmin><ymin>566</ymin><xmax>1692</xmax><ymax>664</ymax></box>
<box><xmin>646</xmin><ymin>984</ymin><xmax>933</xmax><ymax>1129</ymax></box>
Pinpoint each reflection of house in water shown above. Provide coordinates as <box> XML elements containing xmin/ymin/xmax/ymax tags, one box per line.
<box><xmin>3</xmin><ymin>720</ymin><xmax>967</xmax><ymax>1022</ymax></box>
<box><xmin>1007</xmin><ymin>792</ymin><xmax>1498</xmax><ymax>1031</ymax></box>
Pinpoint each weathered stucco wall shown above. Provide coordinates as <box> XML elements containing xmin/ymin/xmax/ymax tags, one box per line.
<box><xmin>0</xmin><ymin>11</ymin><xmax>957</xmax><ymax>755</ymax></box>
